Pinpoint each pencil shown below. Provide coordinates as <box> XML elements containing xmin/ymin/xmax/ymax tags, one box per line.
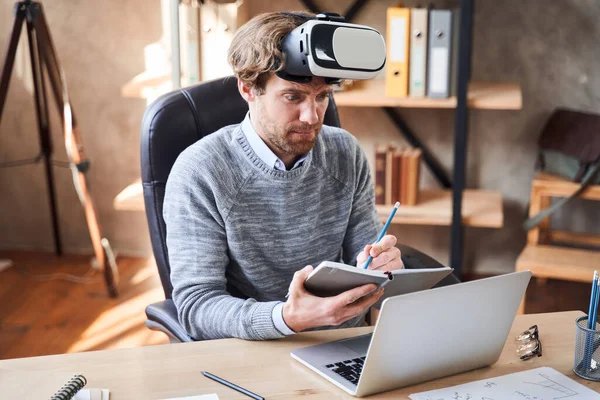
<box><xmin>362</xmin><ymin>201</ymin><xmax>400</xmax><ymax>270</ymax></box>
<box><xmin>202</xmin><ymin>371</ymin><xmax>264</xmax><ymax>400</ymax></box>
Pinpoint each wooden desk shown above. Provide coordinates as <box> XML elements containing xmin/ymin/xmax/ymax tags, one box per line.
<box><xmin>0</xmin><ymin>311</ymin><xmax>596</xmax><ymax>399</ymax></box>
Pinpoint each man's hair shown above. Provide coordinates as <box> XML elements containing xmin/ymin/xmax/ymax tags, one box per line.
<box><xmin>227</xmin><ymin>12</ymin><xmax>313</xmax><ymax>94</ymax></box>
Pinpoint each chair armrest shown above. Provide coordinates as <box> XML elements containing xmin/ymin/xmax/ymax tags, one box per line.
<box><xmin>145</xmin><ymin>299</ymin><xmax>193</xmax><ymax>343</ymax></box>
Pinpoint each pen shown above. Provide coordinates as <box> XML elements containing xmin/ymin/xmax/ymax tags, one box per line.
<box><xmin>588</xmin><ymin>271</ymin><xmax>599</xmax><ymax>329</ymax></box>
<box><xmin>362</xmin><ymin>201</ymin><xmax>400</xmax><ymax>270</ymax></box>
<box><xmin>202</xmin><ymin>371</ymin><xmax>265</xmax><ymax>400</ymax></box>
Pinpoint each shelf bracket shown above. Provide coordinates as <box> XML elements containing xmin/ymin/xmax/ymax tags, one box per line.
<box><xmin>383</xmin><ymin>108</ymin><xmax>453</xmax><ymax>189</ymax></box>
<box><xmin>298</xmin><ymin>0</ymin><xmax>320</xmax><ymax>14</ymax></box>
<box><xmin>343</xmin><ymin>0</ymin><xmax>370</xmax><ymax>22</ymax></box>
<box><xmin>298</xmin><ymin>0</ymin><xmax>370</xmax><ymax>22</ymax></box>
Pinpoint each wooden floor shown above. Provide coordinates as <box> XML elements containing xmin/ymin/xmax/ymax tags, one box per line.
<box><xmin>0</xmin><ymin>251</ymin><xmax>168</xmax><ymax>360</ymax></box>
<box><xmin>0</xmin><ymin>251</ymin><xmax>593</xmax><ymax>360</ymax></box>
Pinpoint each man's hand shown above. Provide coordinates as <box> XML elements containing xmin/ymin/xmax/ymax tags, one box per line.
<box><xmin>282</xmin><ymin>265</ymin><xmax>384</xmax><ymax>333</ymax></box>
<box><xmin>356</xmin><ymin>234</ymin><xmax>403</xmax><ymax>272</ymax></box>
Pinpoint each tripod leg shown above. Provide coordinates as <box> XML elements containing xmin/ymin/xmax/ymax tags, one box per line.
<box><xmin>26</xmin><ymin>19</ymin><xmax>62</xmax><ymax>255</ymax></box>
<box><xmin>28</xmin><ymin>2</ymin><xmax>120</xmax><ymax>297</ymax></box>
<box><xmin>0</xmin><ymin>2</ymin><xmax>26</xmax><ymax>120</ymax></box>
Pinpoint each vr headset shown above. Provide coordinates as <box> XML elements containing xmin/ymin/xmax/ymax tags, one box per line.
<box><xmin>277</xmin><ymin>12</ymin><xmax>386</xmax><ymax>84</ymax></box>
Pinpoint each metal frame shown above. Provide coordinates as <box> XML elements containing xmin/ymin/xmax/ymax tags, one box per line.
<box><xmin>450</xmin><ymin>0</ymin><xmax>474</xmax><ymax>278</ymax></box>
<box><xmin>298</xmin><ymin>0</ymin><xmax>476</xmax><ymax>278</ymax></box>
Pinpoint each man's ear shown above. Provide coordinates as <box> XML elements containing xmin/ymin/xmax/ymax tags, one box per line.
<box><xmin>237</xmin><ymin>79</ymin><xmax>256</xmax><ymax>103</ymax></box>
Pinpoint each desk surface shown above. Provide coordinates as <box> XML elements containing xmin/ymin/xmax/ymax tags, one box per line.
<box><xmin>0</xmin><ymin>311</ymin><xmax>595</xmax><ymax>399</ymax></box>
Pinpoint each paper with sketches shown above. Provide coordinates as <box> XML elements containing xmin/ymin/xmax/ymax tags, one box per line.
<box><xmin>409</xmin><ymin>367</ymin><xmax>600</xmax><ymax>400</ymax></box>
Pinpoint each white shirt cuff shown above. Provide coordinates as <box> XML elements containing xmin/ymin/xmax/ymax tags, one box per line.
<box><xmin>272</xmin><ymin>302</ymin><xmax>296</xmax><ymax>335</ymax></box>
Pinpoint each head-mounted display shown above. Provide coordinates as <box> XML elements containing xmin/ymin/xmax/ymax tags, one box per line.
<box><xmin>277</xmin><ymin>12</ymin><xmax>386</xmax><ymax>84</ymax></box>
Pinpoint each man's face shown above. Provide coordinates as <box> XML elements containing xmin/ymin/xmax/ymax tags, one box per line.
<box><xmin>245</xmin><ymin>75</ymin><xmax>333</xmax><ymax>164</ymax></box>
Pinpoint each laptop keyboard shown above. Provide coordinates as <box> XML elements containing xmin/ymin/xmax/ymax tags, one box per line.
<box><xmin>325</xmin><ymin>357</ymin><xmax>365</xmax><ymax>386</ymax></box>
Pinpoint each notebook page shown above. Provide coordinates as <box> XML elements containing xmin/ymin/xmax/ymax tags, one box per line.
<box><xmin>409</xmin><ymin>367</ymin><xmax>600</xmax><ymax>400</ymax></box>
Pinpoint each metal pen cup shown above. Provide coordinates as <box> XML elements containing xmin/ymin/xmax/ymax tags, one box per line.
<box><xmin>574</xmin><ymin>316</ymin><xmax>600</xmax><ymax>381</ymax></box>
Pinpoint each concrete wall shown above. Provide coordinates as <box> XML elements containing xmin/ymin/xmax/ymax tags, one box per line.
<box><xmin>0</xmin><ymin>0</ymin><xmax>161</xmax><ymax>256</ymax></box>
<box><xmin>0</xmin><ymin>0</ymin><xmax>598</xmax><ymax>273</ymax></box>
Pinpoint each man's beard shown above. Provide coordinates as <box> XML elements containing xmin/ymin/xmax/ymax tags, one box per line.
<box><xmin>262</xmin><ymin>119</ymin><xmax>321</xmax><ymax>158</ymax></box>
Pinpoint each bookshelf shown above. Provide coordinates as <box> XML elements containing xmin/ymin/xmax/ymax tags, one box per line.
<box><xmin>114</xmin><ymin>0</ymin><xmax>519</xmax><ymax>279</ymax></box>
<box><xmin>334</xmin><ymin>80</ymin><xmax>522</xmax><ymax>110</ymax></box>
<box><xmin>320</xmin><ymin>0</ymin><xmax>520</xmax><ymax>278</ymax></box>
<box><xmin>376</xmin><ymin>190</ymin><xmax>502</xmax><ymax>228</ymax></box>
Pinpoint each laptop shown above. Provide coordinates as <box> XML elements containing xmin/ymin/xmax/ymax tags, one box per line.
<box><xmin>291</xmin><ymin>270</ymin><xmax>532</xmax><ymax>397</ymax></box>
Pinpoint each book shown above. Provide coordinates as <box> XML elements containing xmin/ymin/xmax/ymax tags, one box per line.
<box><xmin>374</xmin><ymin>144</ymin><xmax>387</xmax><ymax>204</ymax></box>
<box><xmin>384</xmin><ymin>144</ymin><xmax>396</xmax><ymax>205</ymax></box>
<box><xmin>304</xmin><ymin>261</ymin><xmax>453</xmax><ymax>308</ymax></box>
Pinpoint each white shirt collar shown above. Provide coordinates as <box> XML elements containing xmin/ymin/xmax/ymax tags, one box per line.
<box><xmin>241</xmin><ymin>112</ymin><xmax>309</xmax><ymax>171</ymax></box>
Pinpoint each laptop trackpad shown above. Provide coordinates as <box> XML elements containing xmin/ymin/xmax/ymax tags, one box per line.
<box><xmin>338</xmin><ymin>333</ymin><xmax>372</xmax><ymax>355</ymax></box>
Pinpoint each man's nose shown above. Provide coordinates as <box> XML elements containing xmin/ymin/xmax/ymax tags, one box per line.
<box><xmin>299</xmin><ymin>100</ymin><xmax>319</xmax><ymax>125</ymax></box>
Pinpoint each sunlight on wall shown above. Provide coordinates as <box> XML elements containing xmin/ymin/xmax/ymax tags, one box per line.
<box><xmin>13</xmin><ymin>29</ymin><xmax>33</xmax><ymax>95</ymax></box>
<box><xmin>120</xmin><ymin>0</ymin><xmax>240</xmax><ymax>105</ymax></box>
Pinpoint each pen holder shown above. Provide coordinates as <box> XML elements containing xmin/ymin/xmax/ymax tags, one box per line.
<box><xmin>573</xmin><ymin>316</ymin><xmax>600</xmax><ymax>381</ymax></box>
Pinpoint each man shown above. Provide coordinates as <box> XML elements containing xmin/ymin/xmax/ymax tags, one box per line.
<box><xmin>163</xmin><ymin>12</ymin><xmax>403</xmax><ymax>341</ymax></box>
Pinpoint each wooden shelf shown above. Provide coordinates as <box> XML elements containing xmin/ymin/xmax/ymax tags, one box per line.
<box><xmin>516</xmin><ymin>245</ymin><xmax>600</xmax><ymax>283</ymax></box>
<box><xmin>375</xmin><ymin>189</ymin><xmax>503</xmax><ymax>228</ymax></box>
<box><xmin>333</xmin><ymin>80</ymin><xmax>522</xmax><ymax>110</ymax></box>
<box><xmin>116</xmin><ymin>182</ymin><xmax>503</xmax><ymax>229</ymax></box>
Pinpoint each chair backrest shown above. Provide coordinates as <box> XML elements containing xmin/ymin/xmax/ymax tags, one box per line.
<box><xmin>141</xmin><ymin>76</ymin><xmax>342</xmax><ymax>298</ymax></box>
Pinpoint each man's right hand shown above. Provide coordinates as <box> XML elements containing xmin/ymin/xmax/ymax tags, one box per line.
<box><xmin>282</xmin><ymin>265</ymin><xmax>384</xmax><ymax>333</ymax></box>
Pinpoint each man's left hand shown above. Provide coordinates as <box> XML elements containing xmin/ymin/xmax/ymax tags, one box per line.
<box><xmin>356</xmin><ymin>234</ymin><xmax>403</xmax><ymax>272</ymax></box>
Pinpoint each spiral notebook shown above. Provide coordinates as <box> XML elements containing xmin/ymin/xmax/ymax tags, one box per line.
<box><xmin>0</xmin><ymin>370</ymin><xmax>109</xmax><ymax>400</ymax></box>
<box><xmin>49</xmin><ymin>374</ymin><xmax>110</xmax><ymax>400</ymax></box>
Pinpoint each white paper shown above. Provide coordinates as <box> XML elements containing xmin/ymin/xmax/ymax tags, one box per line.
<box><xmin>409</xmin><ymin>367</ymin><xmax>600</xmax><ymax>400</ymax></box>
<box><xmin>74</xmin><ymin>388</ymin><xmax>110</xmax><ymax>400</ymax></box>
<box><xmin>160</xmin><ymin>394</ymin><xmax>219</xmax><ymax>400</ymax></box>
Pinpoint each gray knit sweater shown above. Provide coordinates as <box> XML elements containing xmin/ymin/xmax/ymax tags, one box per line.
<box><xmin>163</xmin><ymin>123</ymin><xmax>381</xmax><ymax>340</ymax></box>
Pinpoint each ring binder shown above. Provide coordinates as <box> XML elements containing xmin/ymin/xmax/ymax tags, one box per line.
<box><xmin>50</xmin><ymin>374</ymin><xmax>87</xmax><ymax>400</ymax></box>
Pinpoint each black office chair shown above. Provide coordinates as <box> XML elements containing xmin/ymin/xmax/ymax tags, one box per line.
<box><xmin>141</xmin><ymin>76</ymin><xmax>459</xmax><ymax>343</ymax></box>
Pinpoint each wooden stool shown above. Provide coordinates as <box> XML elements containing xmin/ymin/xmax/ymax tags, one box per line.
<box><xmin>516</xmin><ymin>173</ymin><xmax>600</xmax><ymax>314</ymax></box>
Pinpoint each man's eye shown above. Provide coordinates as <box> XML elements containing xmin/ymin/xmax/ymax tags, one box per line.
<box><xmin>317</xmin><ymin>93</ymin><xmax>330</xmax><ymax>101</ymax></box>
<box><xmin>285</xmin><ymin>95</ymin><xmax>300</xmax><ymax>101</ymax></box>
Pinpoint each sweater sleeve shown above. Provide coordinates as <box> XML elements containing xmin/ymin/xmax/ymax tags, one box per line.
<box><xmin>163</xmin><ymin>150</ymin><xmax>285</xmax><ymax>340</ymax></box>
<box><xmin>341</xmin><ymin>140</ymin><xmax>382</xmax><ymax>265</ymax></box>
